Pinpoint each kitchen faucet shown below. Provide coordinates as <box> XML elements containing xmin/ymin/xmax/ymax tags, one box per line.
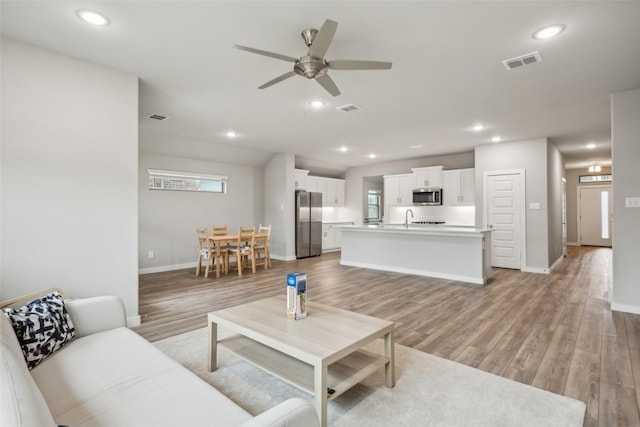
<box><xmin>404</xmin><ymin>209</ymin><xmax>414</xmax><ymax>228</ymax></box>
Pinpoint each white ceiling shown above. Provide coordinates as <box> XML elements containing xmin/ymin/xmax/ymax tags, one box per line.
<box><xmin>3</xmin><ymin>1</ymin><xmax>639</xmax><ymax>176</ymax></box>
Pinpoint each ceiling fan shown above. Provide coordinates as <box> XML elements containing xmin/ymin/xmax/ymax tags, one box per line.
<box><xmin>233</xmin><ymin>19</ymin><xmax>392</xmax><ymax>97</ymax></box>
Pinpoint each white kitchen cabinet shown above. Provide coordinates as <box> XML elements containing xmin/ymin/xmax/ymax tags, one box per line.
<box><xmin>325</xmin><ymin>178</ymin><xmax>345</xmax><ymax>206</ymax></box>
<box><xmin>383</xmin><ymin>174</ymin><xmax>414</xmax><ymax>207</ymax></box>
<box><xmin>293</xmin><ymin>169</ymin><xmax>309</xmax><ymax>190</ymax></box>
<box><xmin>412</xmin><ymin>166</ymin><xmax>443</xmax><ymax>189</ymax></box>
<box><xmin>442</xmin><ymin>168</ymin><xmax>475</xmax><ymax>206</ymax></box>
<box><xmin>322</xmin><ymin>224</ymin><xmax>343</xmax><ymax>251</ymax></box>
<box><xmin>308</xmin><ymin>176</ymin><xmax>345</xmax><ymax>207</ymax></box>
<box><xmin>306</xmin><ymin>175</ymin><xmax>319</xmax><ymax>193</ymax></box>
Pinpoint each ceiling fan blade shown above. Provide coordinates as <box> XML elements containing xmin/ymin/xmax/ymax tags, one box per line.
<box><xmin>327</xmin><ymin>60</ymin><xmax>393</xmax><ymax>70</ymax></box>
<box><xmin>233</xmin><ymin>45</ymin><xmax>297</xmax><ymax>63</ymax></box>
<box><xmin>316</xmin><ymin>74</ymin><xmax>341</xmax><ymax>97</ymax></box>
<box><xmin>258</xmin><ymin>71</ymin><xmax>297</xmax><ymax>89</ymax></box>
<box><xmin>308</xmin><ymin>19</ymin><xmax>338</xmax><ymax>58</ymax></box>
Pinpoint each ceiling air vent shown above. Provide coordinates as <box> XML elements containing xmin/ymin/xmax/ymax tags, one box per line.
<box><xmin>336</xmin><ymin>103</ymin><xmax>362</xmax><ymax>113</ymax></box>
<box><xmin>502</xmin><ymin>51</ymin><xmax>542</xmax><ymax>70</ymax></box>
<box><xmin>147</xmin><ymin>114</ymin><xmax>168</xmax><ymax>121</ymax></box>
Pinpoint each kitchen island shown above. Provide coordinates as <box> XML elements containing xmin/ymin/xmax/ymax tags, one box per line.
<box><xmin>340</xmin><ymin>225</ymin><xmax>492</xmax><ymax>285</ymax></box>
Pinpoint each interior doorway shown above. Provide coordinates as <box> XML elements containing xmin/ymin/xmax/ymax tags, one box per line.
<box><xmin>483</xmin><ymin>170</ymin><xmax>526</xmax><ymax>269</ymax></box>
<box><xmin>578</xmin><ymin>185</ymin><xmax>612</xmax><ymax>247</ymax></box>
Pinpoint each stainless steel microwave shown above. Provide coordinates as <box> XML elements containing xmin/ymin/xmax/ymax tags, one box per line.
<box><xmin>412</xmin><ymin>188</ymin><xmax>442</xmax><ymax>205</ymax></box>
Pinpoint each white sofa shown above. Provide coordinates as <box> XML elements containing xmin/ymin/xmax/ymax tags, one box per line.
<box><xmin>1</xmin><ymin>295</ymin><xmax>320</xmax><ymax>427</ymax></box>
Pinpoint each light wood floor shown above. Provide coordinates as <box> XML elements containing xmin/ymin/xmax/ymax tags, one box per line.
<box><xmin>134</xmin><ymin>246</ymin><xmax>640</xmax><ymax>427</ymax></box>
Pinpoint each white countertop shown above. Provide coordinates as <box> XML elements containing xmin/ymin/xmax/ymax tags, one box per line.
<box><xmin>341</xmin><ymin>224</ymin><xmax>491</xmax><ymax>237</ymax></box>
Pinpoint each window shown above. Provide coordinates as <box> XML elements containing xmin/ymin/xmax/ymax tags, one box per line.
<box><xmin>367</xmin><ymin>190</ymin><xmax>381</xmax><ymax>220</ymax></box>
<box><xmin>147</xmin><ymin>169</ymin><xmax>227</xmax><ymax>193</ymax></box>
<box><xmin>579</xmin><ymin>174</ymin><xmax>612</xmax><ymax>183</ymax></box>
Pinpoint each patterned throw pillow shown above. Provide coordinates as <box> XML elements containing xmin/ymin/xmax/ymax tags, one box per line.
<box><xmin>3</xmin><ymin>291</ymin><xmax>76</xmax><ymax>369</ymax></box>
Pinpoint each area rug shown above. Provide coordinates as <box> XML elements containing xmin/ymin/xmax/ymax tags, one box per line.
<box><xmin>153</xmin><ymin>327</ymin><xmax>586</xmax><ymax>427</ymax></box>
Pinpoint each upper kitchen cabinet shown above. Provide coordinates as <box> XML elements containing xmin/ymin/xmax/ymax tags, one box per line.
<box><xmin>307</xmin><ymin>176</ymin><xmax>346</xmax><ymax>207</ymax></box>
<box><xmin>293</xmin><ymin>169</ymin><xmax>309</xmax><ymax>190</ymax></box>
<box><xmin>328</xmin><ymin>178</ymin><xmax>346</xmax><ymax>206</ymax></box>
<box><xmin>384</xmin><ymin>174</ymin><xmax>414</xmax><ymax>207</ymax></box>
<box><xmin>412</xmin><ymin>166</ymin><xmax>443</xmax><ymax>189</ymax></box>
<box><xmin>442</xmin><ymin>168</ymin><xmax>475</xmax><ymax>206</ymax></box>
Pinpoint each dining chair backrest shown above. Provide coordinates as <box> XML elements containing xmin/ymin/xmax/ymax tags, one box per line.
<box><xmin>211</xmin><ymin>225</ymin><xmax>228</xmax><ymax>236</ymax></box>
<box><xmin>258</xmin><ymin>224</ymin><xmax>271</xmax><ymax>237</ymax></box>
<box><xmin>196</xmin><ymin>227</ymin><xmax>209</xmax><ymax>250</ymax></box>
<box><xmin>239</xmin><ymin>226</ymin><xmax>255</xmax><ymax>236</ymax></box>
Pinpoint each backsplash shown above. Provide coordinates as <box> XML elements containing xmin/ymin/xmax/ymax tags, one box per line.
<box><xmin>387</xmin><ymin>205</ymin><xmax>475</xmax><ymax>226</ymax></box>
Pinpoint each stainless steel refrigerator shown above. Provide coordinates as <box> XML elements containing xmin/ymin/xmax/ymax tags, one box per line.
<box><xmin>295</xmin><ymin>191</ymin><xmax>323</xmax><ymax>258</ymax></box>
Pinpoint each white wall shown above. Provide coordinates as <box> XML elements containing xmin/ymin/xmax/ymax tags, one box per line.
<box><xmin>547</xmin><ymin>143</ymin><xmax>565</xmax><ymax>266</ymax></box>
<box><xmin>475</xmin><ymin>138</ymin><xmax>553</xmax><ymax>272</ymax></box>
<box><xmin>0</xmin><ymin>38</ymin><xmax>139</xmax><ymax>321</ymax></box>
<box><xmin>138</xmin><ymin>152</ymin><xmax>263</xmax><ymax>272</ymax></box>
<box><xmin>611</xmin><ymin>88</ymin><xmax>640</xmax><ymax>314</ymax></box>
<box><xmin>264</xmin><ymin>153</ymin><xmax>296</xmax><ymax>260</ymax></box>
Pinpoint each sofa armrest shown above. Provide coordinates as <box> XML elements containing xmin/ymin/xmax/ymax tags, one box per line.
<box><xmin>65</xmin><ymin>296</ymin><xmax>126</xmax><ymax>338</ymax></box>
<box><xmin>240</xmin><ymin>398</ymin><xmax>320</xmax><ymax>427</ymax></box>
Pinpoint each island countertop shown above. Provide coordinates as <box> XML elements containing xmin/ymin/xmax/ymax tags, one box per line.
<box><xmin>340</xmin><ymin>224</ymin><xmax>491</xmax><ymax>236</ymax></box>
<box><xmin>340</xmin><ymin>225</ymin><xmax>492</xmax><ymax>284</ymax></box>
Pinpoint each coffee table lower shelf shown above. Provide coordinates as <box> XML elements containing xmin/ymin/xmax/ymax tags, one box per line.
<box><xmin>219</xmin><ymin>334</ymin><xmax>388</xmax><ymax>400</ymax></box>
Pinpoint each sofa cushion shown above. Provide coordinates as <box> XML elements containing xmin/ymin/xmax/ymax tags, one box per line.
<box><xmin>3</xmin><ymin>291</ymin><xmax>75</xmax><ymax>369</ymax></box>
<box><xmin>31</xmin><ymin>327</ymin><xmax>253</xmax><ymax>427</ymax></box>
<box><xmin>1</xmin><ymin>314</ymin><xmax>56</xmax><ymax>427</ymax></box>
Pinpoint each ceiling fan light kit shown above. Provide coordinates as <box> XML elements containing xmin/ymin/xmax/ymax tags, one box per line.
<box><xmin>234</xmin><ymin>19</ymin><xmax>392</xmax><ymax>97</ymax></box>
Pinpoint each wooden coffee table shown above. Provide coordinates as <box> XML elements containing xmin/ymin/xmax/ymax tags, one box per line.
<box><xmin>207</xmin><ymin>296</ymin><xmax>395</xmax><ymax>427</ymax></box>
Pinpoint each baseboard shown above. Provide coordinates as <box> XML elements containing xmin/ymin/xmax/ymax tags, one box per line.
<box><xmin>127</xmin><ymin>315</ymin><xmax>141</xmax><ymax>327</ymax></box>
<box><xmin>611</xmin><ymin>303</ymin><xmax>640</xmax><ymax>315</ymax></box>
<box><xmin>139</xmin><ymin>255</ymin><xmax>300</xmax><ymax>274</ymax></box>
<box><xmin>521</xmin><ymin>266</ymin><xmax>550</xmax><ymax>274</ymax></box>
<box><xmin>270</xmin><ymin>254</ymin><xmax>297</xmax><ymax>261</ymax></box>
<box><xmin>566</xmin><ymin>242</ymin><xmax>579</xmax><ymax>247</ymax></box>
<box><xmin>549</xmin><ymin>255</ymin><xmax>564</xmax><ymax>272</ymax></box>
<box><xmin>139</xmin><ymin>262</ymin><xmax>196</xmax><ymax>275</ymax></box>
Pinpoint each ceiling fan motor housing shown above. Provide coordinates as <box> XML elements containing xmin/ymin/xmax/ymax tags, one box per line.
<box><xmin>294</xmin><ymin>55</ymin><xmax>328</xmax><ymax>79</ymax></box>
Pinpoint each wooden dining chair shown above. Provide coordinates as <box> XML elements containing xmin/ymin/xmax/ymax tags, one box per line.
<box><xmin>227</xmin><ymin>226</ymin><xmax>256</xmax><ymax>276</ymax></box>
<box><xmin>195</xmin><ymin>227</ymin><xmax>209</xmax><ymax>276</ymax></box>
<box><xmin>254</xmin><ymin>224</ymin><xmax>271</xmax><ymax>270</ymax></box>
<box><xmin>210</xmin><ymin>224</ymin><xmax>230</xmax><ymax>272</ymax></box>
<box><xmin>196</xmin><ymin>227</ymin><xmax>227</xmax><ymax>278</ymax></box>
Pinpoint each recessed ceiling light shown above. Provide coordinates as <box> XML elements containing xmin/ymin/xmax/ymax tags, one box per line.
<box><xmin>472</xmin><ymin>124</ymin><xmax>485</xmax><ymax>132</ymax></box>
<box><xmin>225</xmin><ymin>131</ymin><xmax>237</xmax><ymax>138</ymax></box>
<box><xmin>586</xmin><ymin>143</ymin><xmax>596</xmax><ymax>149</ymax></box>
<box><xmin>77</xmin><ymin>9</ymin><xmax>110</xmax><ymax>26</ymax></box>
<box><xmin>409</xmin><ymin>144</ymin><xmax>424</xmax><ymax>149</ymax></box>
<box><xmin>338</xmin><ymin>146</ymin><xmax>349</xmax><ymax>153</ymax></box>
<box><xmin>310</xmin><ymin>100</ymin><xmax>325</xmax><ymax>108</ymax></box>
<box><xmin>533</xmin><ymin>24</ymin><xmax>565</xmax><ymax>40</ymax></box>
<box><xmin>491</xmin><ymin>136</ymin><xmax>502</xmax><ymax>143</ymax></box>
<box><xmin>368</xmin><ymin>153</ymin><xmax>376</xmax><ymax>159</ymax></box>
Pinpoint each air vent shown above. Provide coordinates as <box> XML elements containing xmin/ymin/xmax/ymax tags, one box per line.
<box><xmin>336</xmin><ymin>103</ymin><xmax>362</xmax><ymax>113</ymax></box>
<box><xmin>502</xmin><ymin>51</ymin><xmax>542</xmax><ymax>70</ymax></box>
<box><xmin>147</xmin><ymin>114</ymin><xmax>168</xmax><ymax>121</ymax></box>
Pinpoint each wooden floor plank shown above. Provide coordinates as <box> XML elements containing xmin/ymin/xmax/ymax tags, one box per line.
<box><xmin>134</xmin><ymin>246</ymin><xmax>640</xmax><ymax>426</ymax></box>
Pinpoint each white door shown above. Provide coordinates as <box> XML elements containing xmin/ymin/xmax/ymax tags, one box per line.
<box><xmin>486</xmin><ymin>173</ymin><xmax>522</xmax><ymax>269</ymax></box>
<box><xmin>578</xmin><ymin>186</ymin><xmax>612</xmax><ymax>247</ymax></box>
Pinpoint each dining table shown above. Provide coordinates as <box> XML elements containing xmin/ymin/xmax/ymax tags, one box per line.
<box><xmin>208</xmin><ymin>233</ymin><xmax>269</xmax><ymax>278</ymax></box>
